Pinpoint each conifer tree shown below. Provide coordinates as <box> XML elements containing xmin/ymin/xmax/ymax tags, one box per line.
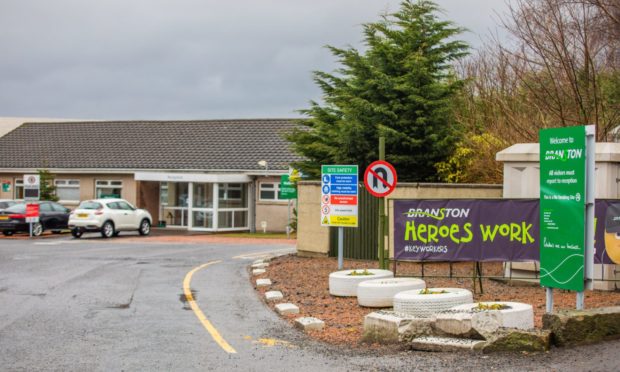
<box><xmin>38</xmin><ymin>169</ymin><xmax>59</xmax><ymax>202</ymax></box>
<box><xmin>287</xmin><ymin>0</ymin><xmax>468</xmax><ymax>181</ymax></box>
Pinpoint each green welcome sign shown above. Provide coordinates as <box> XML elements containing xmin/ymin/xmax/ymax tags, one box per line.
<box><xmin>539</xmin><ymin>126</ymin><xmax>587</xmax><ymax>291</ymax></box>
<box><xmin>279</xmin><ymin>175</ymin><xmax>297</xmax><ymax>200</ymax></box>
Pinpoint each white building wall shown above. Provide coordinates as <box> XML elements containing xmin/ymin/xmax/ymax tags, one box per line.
<box><xmin>497</xmin><ymin>142</ymin><xmax>620</xmax><ymax>290</ymax></box>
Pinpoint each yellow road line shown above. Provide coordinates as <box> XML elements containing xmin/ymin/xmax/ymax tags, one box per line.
<box><xmin>183</xmin><ymin>261</ymin><xmax>237</xmax><ymax>354</ymax></box>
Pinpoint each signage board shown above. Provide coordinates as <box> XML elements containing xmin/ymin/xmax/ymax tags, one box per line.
<box><xmin>539</xmin><ymin>126</ymin><xmax>587</xmax><ymax>291</ymax></box>
<box><xmin>23</xmin><ymin>174</ymin><xmax>40</xmax><ymax>201</ymax></box>
<box><xmin>1</xmin><ymin>180</ymin><xmax>10</xmax><ymax>192</ymax></box>
<box><xmin>279</xmin><ymin>175</ymin><xmax>297</xmax><ymax>199</ymax></box>
<box><xmin>364</xmin><ymin>160</ymin><xmax>397</xmax><ymax>198</ymax></box>
<box><xmin>321</xmin><ymin>165</ymin><xmax>358</xmax><ymax>227</ymax></box>
<box><xmin>25</xmin><ymin>203</ymin><xmax>40</xmax><ymax>223</ymax></box>
<box><xmin>394</xmin><ymin>198</ymin><xmax>614</xmax><ymax>264</ymax></box>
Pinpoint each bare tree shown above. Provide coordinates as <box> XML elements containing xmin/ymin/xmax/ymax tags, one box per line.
<box><xmin>444</xmin><ymin>0</ymin><xmax>620</xmax><ymax>183</ymax></box>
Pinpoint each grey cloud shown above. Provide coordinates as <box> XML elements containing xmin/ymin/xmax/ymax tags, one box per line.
<box><xmin>0</xmin><ymin>0</ymin><xmax>509</xmax><ymax>120</ymax></box>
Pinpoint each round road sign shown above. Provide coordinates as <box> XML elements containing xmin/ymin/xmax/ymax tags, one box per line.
<box><xmin>364</xmin><ymin>160</ymin><xmax>397</xmax><ymax>198</ymax></box>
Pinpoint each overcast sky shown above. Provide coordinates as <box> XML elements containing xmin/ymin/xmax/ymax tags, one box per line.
<box><xmin>0</xmin><ymin>0</ymin><xmax>509</xmax><ymax>121</ymax></box>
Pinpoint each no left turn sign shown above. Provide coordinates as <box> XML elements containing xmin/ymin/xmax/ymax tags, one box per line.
<box><xmin>364</xmin><ymin>160</ymin><xmax>397</xmax><ymax>198</ymax></box>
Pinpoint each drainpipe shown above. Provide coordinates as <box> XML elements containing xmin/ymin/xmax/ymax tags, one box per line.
<box><xmin>249</xmin><ymin>176</ymin><xmax>256</xmax><ymax>233</ymax></box>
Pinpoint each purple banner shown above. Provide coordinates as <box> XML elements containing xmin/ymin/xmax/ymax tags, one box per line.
<box><xmin>394</xmin><ymin>199</ymin><xmax>618</xmax><ymax>264</ymax></box>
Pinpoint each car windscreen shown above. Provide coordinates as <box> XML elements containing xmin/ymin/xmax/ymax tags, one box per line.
<box><xmin>4</xmin><ymin>204</ymin><xmax>26</xmax><ymax>213</ymax></box>
<box><xmin>78</xmin><ymin>201</ymin><xmax>103</xmax><ymax>210</ymax></box>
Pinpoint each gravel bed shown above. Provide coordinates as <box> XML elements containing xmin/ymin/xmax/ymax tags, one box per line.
<box><xmin>253</xmin><ymin>254</ymin><xmax>620</xmax><ymax>347</ymax></box>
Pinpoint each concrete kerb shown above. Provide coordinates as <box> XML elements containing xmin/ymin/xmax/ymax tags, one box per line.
<box><xmin>363</xmin><ymin>310</ymin><xmax>434</xmax><ymax>344</ymax></box>
<box><xmin>249</xmin><ymin>250</ymin><xmax>327</xmax><ymax>333</ymax></box>
<box><xmin>275</xmin><ymin>303</ymin><xmax>300</xmax><ymax>315</ymax></box>
<box><xmin>265</xmin><ymin>291</ymin><xmax>284</xmax><ymax>301</ymax></box>
<box><xmin>295</xmin><ymin>317</ymin><xmax>325</xmax><ymax>331</ymax></box>
<box><xmin>256</xmin><ymin>278</ymin><xmax>272</xmax><ymax>287</ymax></box>
<box><xmin>435</xmin><ymin>302</ymin><xmax>534</xmax><ymax>339</ymax></box>
<box><xmin>252</xmin><ymin>268</ymin><xmax>266</xmax><ymax>275</ymax></box>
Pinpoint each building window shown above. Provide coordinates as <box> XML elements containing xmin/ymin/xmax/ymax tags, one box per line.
<box><xmin>55</xmin><ymin>179</ymin><xmax>80</xmax><ymax>201</ymax></box>
<box><xmin>96</xmin><ymin>180</ymin><xmax>122</xmax><ymax>199</ymax></box>
<box><xmin>259</xmin><ymin>182</ymin><xmax>282</xmax><ymax>201</ymax></box>
<box><xmin>219</xmin><ymin>183</ymin><xmax>242</xmax><ymax>201</ymax></box>
<box><xmin>14</xmin><ymin>179</ymin><xmax>23</xmax><ymax>199</ymax></box>
<box><xmin>218</xmin><ymin>183</ymin><xmax>247</xmax><ymax>208</ymax></box>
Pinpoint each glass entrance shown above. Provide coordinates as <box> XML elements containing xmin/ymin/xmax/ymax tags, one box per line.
<box><xmin>158</xmin><ymin>181</ymin><xmax>249</xmax><ymax>231</ymax></box>
<box><xmin>217</xmin><ymin>183</ymin><xmax>249</xmax><ymax>229</ymax></box>
<box><xmin>160</xmin><ymin>182</ymin><xmax>189</xmax><ymax>227</ymax></box>
<box><xmin>191</xmin><ymin>183</ymin><xmax>214</xmax><ymax>229</ymax></box>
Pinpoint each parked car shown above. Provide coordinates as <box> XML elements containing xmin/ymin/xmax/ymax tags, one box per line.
<box><xmin>0</xmin><ymin>199</ymin><xmax>20</xmax><ymax>211</ymax></box>
<box><xmin>68</xmin><ymin>198</ymin><xmax>152</xmax><ymax>238</ymax></box>
<box><xmin>0</xmin><ymin>201</ymin><xmax>70</xmax><ymax>236</ymax></box>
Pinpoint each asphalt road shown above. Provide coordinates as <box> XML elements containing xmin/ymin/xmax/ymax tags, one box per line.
<box><xmin>1</xmin><ymin>234</ymin><xmax>619</xmax><ymax>372</ymax></box>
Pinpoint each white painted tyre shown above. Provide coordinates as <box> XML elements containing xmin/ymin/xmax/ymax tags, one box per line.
<box><xmin>329</xmin><ymin>269</ymin><xmax>393</xmax><ymax>297</ymax></box>
<box><xmin>449</xmin><ymin>302</ymin><xmax>534</xmax><ymax>329</ymax></box>
<box><xmin>393</xmin><ymin>288</ymin><xmax>473</xmax><ymax>317</ymax></box>
<box><xmin>357</xmin><ymin>278</ymin><xmax>426</xmax><ymax>307</ymax></box>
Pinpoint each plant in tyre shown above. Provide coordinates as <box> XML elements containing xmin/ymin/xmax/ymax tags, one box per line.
<box><xmin>287</xmin><ymin>0</ymin><xmax>469</xmax><ymax>182</ymax></box>
<box><xmin>347</xmin><ymin>269</ymin><xmax>374</xmax><ymax>276</ymax></box>
<box><xmin>476</xmin><ymin>302</ymin><xmax>510</xmax><ymax>311</ymax></box>
<box><xmin>418</xmin><ymin>288</ymin><xmax>447</xmax><ymax>294</ymax></box>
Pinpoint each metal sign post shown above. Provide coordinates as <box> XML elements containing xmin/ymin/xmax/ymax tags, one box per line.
<box><xmin>280</xmin><ymin>173</ymin><xmax>297</xmax><ymax>239</ymax></box>
<box><xmin>579</xmin><ymin>125</ymin><xmax>596</xmax><ymax>309</ymax></box>
<box><xmin>321</xmin><ymin>165</ymin><xmax>359</xmax><ymax>269</ymax></box>
<box><xmin>364</xmin><ymin>140</ymin><xmax>398</xmax><ymax>269</ymax></box>
<box><xmin>25</xmin><ymin>203</ymin><xmax>40</xmax><ymax>239</ymax></box>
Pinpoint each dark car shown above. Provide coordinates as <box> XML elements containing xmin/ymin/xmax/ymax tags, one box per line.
<box><xmin>0</xmin><ymin>201</ymin><xmax>70</xmax><ymax>236</ymax></box>
<box><xmin>0</xmin><ymin>199</ymin><xmax>19</xmax><ymax>210</ymax></box>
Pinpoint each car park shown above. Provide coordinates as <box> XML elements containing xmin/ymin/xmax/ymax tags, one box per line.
<box><xmin>68</xmin><ymin>198</ymin><xmax>152</xmax><ymax>238</ymax></box>
<box><xmin>0</xmin><ymin>201</ymin><xmax>70</xmax><ymax>236</ymax></box>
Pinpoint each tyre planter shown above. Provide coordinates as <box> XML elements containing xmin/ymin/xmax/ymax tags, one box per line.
<box><xmin>393</xmin><ymin>287</ymin><xmax>473</xmax><ymax>317</ymax></box>
<box><xmin>357</xmin><ymin>278</ymin><xmax>426</xmax><ymax>307</ymax></box>
<box><xmin>328</xmin><ymin>269</ymin><xmax>393</xmax><ymax>297</ymax></box>
<box><xmin>449</xmin><ymin>302</ymin><xmax>534</xmax><ymax>329</ymax></box>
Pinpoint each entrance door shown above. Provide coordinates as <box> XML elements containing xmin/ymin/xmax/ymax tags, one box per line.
<box><xmin>191</xmin><ymin>183</ymin><xmax>214</xmax><ymax>230</ymax></box>
<box><xmin>161</xmin><ymin>182</ymin><xmax>189</xmax><ymax>227</ymax></box>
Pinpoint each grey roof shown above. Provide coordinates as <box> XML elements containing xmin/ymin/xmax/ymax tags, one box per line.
<box><xmin>0</xmin><ymin>119</ymin><xmax>304</xmax><ymax>171</ymax></box>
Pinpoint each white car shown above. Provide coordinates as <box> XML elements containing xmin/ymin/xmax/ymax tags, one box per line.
<box><xmin>68</xmin><ymin>198</ymin><xmax>152</xmax><ymax>238</ymax></box>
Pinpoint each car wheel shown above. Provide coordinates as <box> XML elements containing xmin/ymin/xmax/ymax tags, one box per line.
<box><xmin>101</xmin><ymin>221</ymin><xmax>115</xmax><ymax>238</ymax></box>
<box><xmin>32</xmin><ymin>223</ymin><xmax>43</xmax><ymax>237</ymax></box>
<box><xmin>2</xmin><ymin>231</ymin><xmax>14</xmax><ymax>236</ymax></box>
<box><xmin>138</xmin><ymin>219</ymin><xmax>151</xmax><ymax>236</ymax></box>
<box><xmin>71</xmin><ymin>228</ymin><xmax>83</xmax><ymax>239</ymax></box>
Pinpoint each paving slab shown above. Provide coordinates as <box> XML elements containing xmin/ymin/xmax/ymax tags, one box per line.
<box><xmin>265</xmin><ymin>291</ymin><xmax>283</xmax><ymax>301</ymax></box>
<box><xmin>411</xmin><ymin>336</ymin><xmax>486</xmax><ymax>352</ymax></box>
<box><xmin>252</xmin><ymin>268</ymin><xmax>266</xmax><ymax>275</ymax></box>
<box><xmin>275</xmin><ymin>303</ymin><xmax>299</xmax><ymax>315</ymax></box>
<box><xmin>256</xmin><ymin>278</ymin><xmax>272</xmax><ymax>287</ymax></box>
<box><xmin>294</xmin><ymin>317</ymin><xmax>325</xmax><ymax>331</ymax></box>
<box><xmin>252</xmin><ymin>262</ymin><xmax>269</xmax><ymax>269</ymax></box>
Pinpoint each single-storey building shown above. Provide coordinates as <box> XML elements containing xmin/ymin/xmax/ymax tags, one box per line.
<box><xmin>0</xmin><ymin>119</ymin><xmax>302</xmax><ymax>233</ymax></box>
